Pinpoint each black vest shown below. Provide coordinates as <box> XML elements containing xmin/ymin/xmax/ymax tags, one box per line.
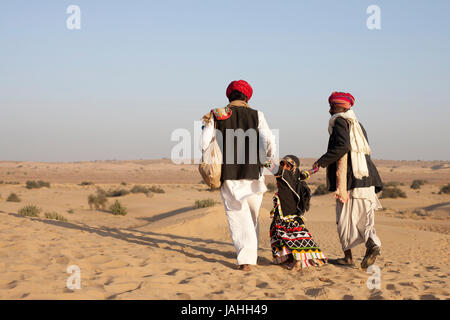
<box><xmin>214</xmin><ymin>106</ymin><xmax>261</xmax><ymax>182</ymax></box>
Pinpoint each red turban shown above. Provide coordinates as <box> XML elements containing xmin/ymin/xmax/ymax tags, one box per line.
<box><xmin>328</xmin><ymin>92</ymin><xmax>355</xmax><ymax>109</ymax></box>
<box><xmin>226</xmin><ymin>80</ymin><xmax>253</xmax><ymax>101</ymax></box>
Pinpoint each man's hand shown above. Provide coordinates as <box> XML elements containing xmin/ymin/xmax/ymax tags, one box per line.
<box><xmin>313</xmin><ymin>161</ymin><xmax>320</xmax><ymax>171</ymax></box>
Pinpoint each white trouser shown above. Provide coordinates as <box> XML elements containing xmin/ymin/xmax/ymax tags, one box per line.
<box><xmin>335</xmin><ymin>189</ymin><xmax>382</xmax><ymax>252</ymax></box>
<box><xmin>220</xmin><ymin>181</ymin><xmax>264</xmax><ymax>265</ymax></box>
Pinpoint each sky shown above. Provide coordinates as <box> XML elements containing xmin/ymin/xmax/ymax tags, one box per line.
<box><xmin>0</xmin><ymin>0</ymin><xmax>449</xmax><ymax>162</ymax></box>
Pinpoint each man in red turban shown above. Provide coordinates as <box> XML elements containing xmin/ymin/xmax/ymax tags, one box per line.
<box><xmin>201</xmin><ymin>80</ymin><xmax>276</xmax><ymax>271</ymax></box>
<box><xmin>225</xmin><ymin>80</ymin><xmax>253</xmax><ymax>102</ymax></box>
<box><xmin>313</xmin><ymin>91</ymin><xmax>383</xmax><ymax>269</ymax></box>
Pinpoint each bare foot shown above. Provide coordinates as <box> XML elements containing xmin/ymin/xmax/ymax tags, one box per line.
<box><xmin>237</xmin><ymin>264</ymin><xmax>251</xmax><ymax>271</ymax></box>
<box><xmin>290</xmin><ymin>261</ymin><xmax>302</xmax><ymax>271</ymax></box>
<box><xmin>333</xmin><ymin>257</ymin><xmax>354</xmax><ymax>266</ymax></box>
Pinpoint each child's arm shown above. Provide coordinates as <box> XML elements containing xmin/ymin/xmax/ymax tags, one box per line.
<box><xmin>299</xmin><ymin>167</ymin><xmax>319</xmax><ymax>180</ymax></box>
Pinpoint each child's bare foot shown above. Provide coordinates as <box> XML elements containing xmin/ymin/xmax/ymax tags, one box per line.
<box><xmin>237</xmin><ymin>264</ymin><xmax>251</xmax><ymax>271</ymax></box>
<box><xmin>290</xmin><ymin>261</ymin><xmax>302</xmax><ymax>271</ymax></box>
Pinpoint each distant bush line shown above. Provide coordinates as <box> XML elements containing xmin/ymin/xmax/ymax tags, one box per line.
<box><xmin>194</xmin><ymin>199</ymin><xmax>217</xmax><ymax>208</ymax></box>
<box><xmin>26</xmin><ymin>180</ymin><xmax>51</xmax><ymax>189</ymax></box>
<box><xmin>440</xmin><ymin>183</ymin><xmax>450</xmax><ymax>195</ymax></box>
<box><xmin>381</xmin><ymin>186</ymin><xmax>407</xmax><ymax>199</ymax></box>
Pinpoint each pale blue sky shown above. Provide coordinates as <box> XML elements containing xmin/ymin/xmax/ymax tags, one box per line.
<box><xmin>1</xmin><ymin>0</ymin><xmax>449</xmax><ymax>161</ymax></box>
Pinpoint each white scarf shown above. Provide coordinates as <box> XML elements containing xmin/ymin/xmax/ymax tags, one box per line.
<box><xmin>328</xmin><ymin>109</ymin><xmax>371</xmax><ymax>179</ymax></box>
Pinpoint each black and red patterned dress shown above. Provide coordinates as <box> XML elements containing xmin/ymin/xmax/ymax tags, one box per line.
<box><xmin>268</xmin><ymin>156</ymin><xmax>327</xmax><ymax>268</ymax></box>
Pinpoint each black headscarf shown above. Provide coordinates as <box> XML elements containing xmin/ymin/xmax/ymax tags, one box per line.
<box><xmin>275</xmin><ymin>155</ymin><xmax>311</xmax><ymax>216</ymax></box>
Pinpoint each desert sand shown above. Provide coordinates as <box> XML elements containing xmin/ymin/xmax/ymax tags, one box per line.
<box><xmin>0</xmin><ymin>159</ymin><xmax>449</xmax><ymax>300</ymax></box>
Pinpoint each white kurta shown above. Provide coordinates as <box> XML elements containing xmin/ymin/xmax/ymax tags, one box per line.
<box><xmin>335</xmin><ymin>186</ymin><xmax>382</xmax><ymax>252</ymax></box>
<box><xmin>201</xmin><ymin>109</ymin><xmax>276</xmax><ymax>265</ymax></box>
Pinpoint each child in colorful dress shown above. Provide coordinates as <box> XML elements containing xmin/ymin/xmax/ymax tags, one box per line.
<box><xmin>266</xmin><ymin>155</ymin><xmax>327</xmax><ymax>270</ymax></box>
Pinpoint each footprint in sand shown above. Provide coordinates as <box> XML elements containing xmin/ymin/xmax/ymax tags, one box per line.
<box><xmin>8</xmin><ymin>280</ymin><xmax>18</xmax><ymax>289</ymax></box>
<box><xmin>165</xmin><ymin>269</ymin><xmax>179</xmax><ymax>276</ymax></box>
<box><xmin>256</xmin><ymin>281</ymin><xmax>269</xmax><ymax>289</ymax></box>
<box><xmin>179</xmin><ymin>277</ymin><xmax>194</xmax><ymax>284</ymax></box>
<box><xmin>176</xmin><ymin>293</ymin><xmax>191</xmax><ymax>300</ymax></box>
<box><xmin>386</xmin><ymin>284</ymin><xmax>396</xmax><ymax>290</ymax></box>
<box><xmin>304</xmin><ymin>287</ymin><xmax>328</xmax><ymax>298</ymax></box>
<box><xmin>368</xmin><ymin>290</ymin><xmax>384</xmax><ymax>300</ymax></box>
<box><xmin>55</xmin><ymin>256</ymin><xmax>70</xmax><ymax>265</ymax></box>
<box><xmin>420</xmin><ymin>294</ymin><xmax>440</xmax><ymax>300</ymax></box>
<box><xmin>212</xmin><ymin>290</ymin><xmax>224</xmax><ymax>295</ymax></box>
<box><xmin>399</xmin><ymin>281</ymin><xmax>419</xmax><ymax>289</ymax></box>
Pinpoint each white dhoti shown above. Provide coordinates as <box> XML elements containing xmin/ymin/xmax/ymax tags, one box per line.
<box><xmin>220</xmin><ymin>177</ymin><xmax>266</xmax><ymax>265</ymax></box>
<box><xmin>335</xmin><ymin>186</ymin><xmax>382</xmax><ymax>252</ymax></box>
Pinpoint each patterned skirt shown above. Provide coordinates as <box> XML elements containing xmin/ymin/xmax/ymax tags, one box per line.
<box><xmin>270</xmin><ymin>195</ymin><xmax>327</xmax><ymax>268</ymax></box>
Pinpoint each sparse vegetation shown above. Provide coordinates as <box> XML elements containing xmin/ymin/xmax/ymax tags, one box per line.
<box><xmin>80</xmin><ymin>181</ymin><xmax>94</xmax><ymax>186</ymax></box>
<box><xmin>194</xmin><ymin>199</ymin><xmax>217</xmax><ymax>208</ymax></box>
<box><xmin>5</xmin><ymin>181</ymin><xmax>20</xmax><ymax>185</ymax></box>
<box><xmin>88</xmin><ymin>190</ymin><xmax>108</xmax><ymax>210</ymax></box>
<box><xmin>67</xmin><ymin>209</ymin><xmax>74</xmax><ymax>214</ymax></box>
<box><xmin>18</xmin><ymin>205</ymin><xmax>41</xmax><ymax>217</ymax></box>
<box><xmin>109</xmin><ymin>200</ymin><xmax>127</xmax><ymax>216</ymax></box>
<box><xmin>148</xmin><ymin>185</ymin><xmax>165</xmax><ymax>194</ymax></box>
<box><xmin>266</xmin><ymin>182</ymin><xmax>277</xmax><ymax>192</ymax></box>
<box><xmin>130</xmin><ymin>185</ymin><xmax>152</xmax><ymax>196</ymax></box>
<box><xmin>104</xmin><ymin>188</ymin><xmax>130</xmax><ymax>197</ymax></box>
<box><xmin>7</xmin><ymin>193</ymin><xmax>21</xmax><ymax>202</ymax></box>
<box><xmin>44</xmin><ymin>212</ymin><xmax>68</xmax><ymax>222</ymax></box>
<box><xmin>313</xmin><ymin>184</ymin><xmax>330</xmax><ymax>196</ymax></box>
<box><xmin>26</xmin><ymin>180</ymin><xmax>50</xmax><ymax>189</ymax></box>
<box><xmin>439</xmin><ymin>183</ymin><xmax>450</xmax><ymax>195</ymax></box>
<box><xmin>410</xmin><ymin>179</ymin><xmax>427</xmax><ymax>190</ymax></box>
<box><xmin>381</xmin><ymin>187</ymin><xmax>407</xmax><ymax>199</ymax></box>
<box><xmin>384</xmin><ymin>181</ymin><xmax>404</xmax><ymax>187</ymax></box>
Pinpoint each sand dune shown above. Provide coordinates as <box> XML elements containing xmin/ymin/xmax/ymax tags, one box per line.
<box><xmin>0</xmin><ymin>160</ymin><xmax>449</xmax><ymax>300</ymax></box>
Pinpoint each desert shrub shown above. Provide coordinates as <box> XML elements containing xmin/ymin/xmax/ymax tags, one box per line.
<box><xmin>26</xmin><ymin>180</ymin><xmax>39</xmax><ymax>189</ymax></box>
<box><xmin>18</xmin><ymin>205</ymin><xmax>41</xmax><ymax>217</ymax></box>
<box><xmin>67</xmin><ymin>209</ymin><xmax>74</xmax><ymax>214</ymax></box>
<box><xmin>266</xmin><ymin>182</ymin><xmax>277</xmax><ymax>192</ymax></box>
<box><xmin>88</xmin><ymin>191</ymin><xmax>108</xmax><ymax>210</ymax></box>
<box><xmin>109</xmin><ymin>200</ymin><xmax>127</xmax><ymax>216</ymax></box>
<box><xmin>130</xmin><ymin>185</ymin><xmax>151</xmax><ymax>195</ymax></box>
<box><xmin>194</xmin><ymin>199</ymin><xmax>217</xmax><ymax>208</ymax></box>
<box><xmin>104</xmin><ymin>188</ymin><xmax>130</xmax><ymax>197</ymax></box>
<box><xmin>121</xmin><ymin>181</ymin><xmax>127</xmax><ymax>186</ymax></box>
<box><xmin>381</xmin><ymin>187</ymin><xmax>407</xmax><ymax>199</ymax></box>
<box><xmin>148</xmin><ymin>186</ymin><xmax>165</xmax><ymax>194</ymax></box>
<box><xmin>384</xmin><ymin>181</ymin><xmax>402</xmax><ymax>187</ymax></box>
<box><xmin>439</xmin><ymin>183</ymin><xmax>450</xmax><ymax>195</ymax></box>
<box><xmin>26</xmin><ymin>180</ymin><xmax>50</xmax><ymax>189</ymax></box>
<box><xmin>313</xmin><ymin>184</ymin><xmax>330</xmax><ymax>196</ymax></box>
<box><xmin>7</xmin><ymin>193</ymin><xmax>21</xmax><ymax>202</ymax></box>
<box><xmin>410</xmin><ymin>179</ymin><xmax>427</xmax><ymax>190</ymax></box>
<box><xmin>80</xmin><ymin>181</ymin><xmax>94</xmax><ymax>186</ymax></box>
<box><xmin>44</xmin><ymin>212</ymin><xmax>68</xmax><ymax>222</ymax></box>
<box><xmin>0</xmin><ymin>180</ymin><xmax>3</xmax><ymax>184</ymax></box>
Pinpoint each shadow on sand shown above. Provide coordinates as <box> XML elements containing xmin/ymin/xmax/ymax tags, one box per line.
<box><xmin>7</xmin><ymin>212</ymin><xmax>241</xmax><ymax>269</ymax></box>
